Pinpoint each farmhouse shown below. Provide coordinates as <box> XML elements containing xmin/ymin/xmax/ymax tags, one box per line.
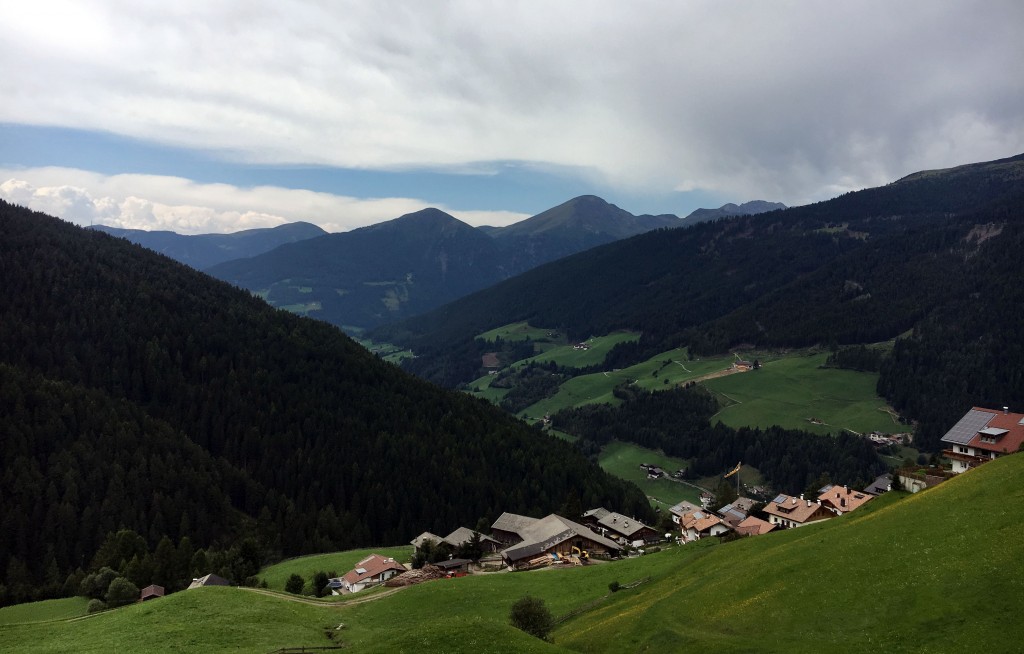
<box><xmin>734</xmin><ymin>515</ymin><xmax>776</xmax><ymax>537</ymax></box>
<box><xmin>492</xmin><ymin>512</ymin><xmax>622</xmax><ymax>569</ymax></box>
<box><xmin>817</xmin><ymin>485</ymin><xmax>872</xmax><ymax>515</ymax></box>
<box><xmin>717</xmin><ymin>497</ymin><xmax>758</xmax><ymax>528</ymax></box>
<box><xmin>442</xmin><ymin>527</ymin><xmax>502</xmax><ymax>553</ymax></box>
<box><xmin>338</xmin><ymin>554</ymin><xmax>407</xmax><ymax>593</ymax></box>
<box><xmin>763</xmin><ymin>494</ymin><xmax>832</xmax><ymax>529</ymax></box>
<box><xmin>582</xmin><ymin>508</ymin><xmax>659</xmax><ymax>544</ymax></box>
<box><xmin>679</xmin><ymin>509</ymin><xmax>731</xmax><ymax>541</ymax></box>
<box><xmin>940</xmin><ymin>406</ymin><xmax>1024</xmax><ymax>473</ymax></box>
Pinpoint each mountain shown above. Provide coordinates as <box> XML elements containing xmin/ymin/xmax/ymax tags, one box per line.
<box><xmin>207</xmin><ymin>197</ymin><xmax>679</xmax><ymax>333</ymax></box>
<box><xmin>207</xmin><ymin>208</ymin><xmax>510</xmax><ymax>331</ymax></box>
<box><xmin>679</xmin><ymin>200</ymin><xmax>786</xmax><ymax>227</ymax></box>
<box><xmin>373</xmin><ymin>153</ymin><xmax>1024</xmax><ymax>445</ymax></box>
<box><xmin>486</xmin><ymin>195</ymin><xmax>680</xmax><ymax>269</ymax></box>
<box><xmin>90</xmin><ymin>221</ymin><xmax>327</xmax><ymax>270</ymax></box>
<box><xmin>0</xmin><ymin>200</ymin><xmax>650</xmax><ymax>605</ymax></box>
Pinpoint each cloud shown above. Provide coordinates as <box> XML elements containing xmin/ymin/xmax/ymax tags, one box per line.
<box><xmin>1</xmin><ymin>1</ymin><xmax>1022</xmax><ymax>205</ymax></box>
<box><xmin>0</xmin><ymin>168</ymin><xmax>529</xmax><ymax>233</ymax></box>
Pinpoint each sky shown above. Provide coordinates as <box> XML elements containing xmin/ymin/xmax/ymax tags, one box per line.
<box><xmin>1</xmin><ymin>1</ymin><xmax>1022</xmax><ymax>234</ymax></box>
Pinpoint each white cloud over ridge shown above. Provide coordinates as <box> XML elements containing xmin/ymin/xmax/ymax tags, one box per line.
<box><xmin>1</xmin><ymin>1</ymin><xmax>1022</xmax><ymax>205</ymax></box>
<box><xmin>0</xmin><ymin>168</ymin><xmax>529</xmax><ymax>234</ymax></box>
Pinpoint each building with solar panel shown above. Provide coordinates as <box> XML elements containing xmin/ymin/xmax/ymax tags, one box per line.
<box><xmin>941</xmin><ymin>406</ymin><xmax>1024</xmax><ymax>473</ymax></box>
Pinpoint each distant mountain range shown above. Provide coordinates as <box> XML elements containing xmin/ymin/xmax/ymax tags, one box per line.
<box><xmin>680</xmin><ymin>200</ymin><xmax>786</xmax><ymax>227</ymax></box>
<box><xmin>206</xmin><ymin>195</ymin><xmax>685</xmax><ymax>332</ymax></box>
<box><xmin>90</xmin><ymin>221</ymin><xmax>327</xmax><ymax>270</ymax></box>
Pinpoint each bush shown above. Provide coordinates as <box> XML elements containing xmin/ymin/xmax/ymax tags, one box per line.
<box><xmin>284</xmin><ymin>573</ymin><xmax>305</xmax><ymax>594</ymax></box>
<box><xmin>509</xmin><ymin>595</ymin><xmax>554</xmax><ymax>641</ymax></box>
<box><xmin>104</xmin><ymin>577</ymin><xmax>139</xmax><ymax>608</ymax></box>
<box><xmin>86</xmin><ymin>599</ymin><xmax>107</xmax><ymax>613</ymax></box>
<box><xmin>312</xmin><ymin>571</ymin><xmax>329</xmax><ymax>598</ymax></box>
<box><xmin>608</xmin><ymin>580</ymin><xmax>621</xmax><ymax>593</ymax></box>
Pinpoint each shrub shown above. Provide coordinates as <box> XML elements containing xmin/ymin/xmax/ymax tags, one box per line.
<box><xmin>285</xmin><ymin>573</ymin><xmax>305</xmax><ymax>594</ymax></box>
<box><xmin>104</xmin><ymin>577</ymin><xmax>139</xmax><ymax>608</ymax></box>
<box><xmin>509</xmin><ymin>595</ymin><xmax>554</xmax><ymax>641</ymax></box>
<box><xmin>86</xmin><ymin>599</ymin><xmax>107</xmax><ymax>613</ymax></box>
<box><xmin>608</xmin><ymin>580</ymin><xmax>621</xmax><ymax>593</ymax></box>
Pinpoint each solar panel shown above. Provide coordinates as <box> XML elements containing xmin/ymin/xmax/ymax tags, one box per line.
<box><xmin>940</xmin><ymin>409</ymin><xmax>993</xmax><ymax>445</ymax></box>
<box><xmin>772</xmin><ymin>494</ymin><xmax>788</xmax><ymax>505</ymax></box>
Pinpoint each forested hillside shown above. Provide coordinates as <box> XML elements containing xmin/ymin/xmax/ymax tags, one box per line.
<box><xmin>375</xmin><ymin>154</ymin><xmax>1024</xmax><ymax>450</ymax></box>
<box><xmin>0</xmin><ymin>201</ymin><xmax>651</xmax><ymax>605</ymax></box>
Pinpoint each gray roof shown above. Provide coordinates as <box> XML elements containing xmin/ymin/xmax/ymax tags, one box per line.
<box><xmin>941</xmin><ymin>409</ymin><xmax>994</xmax><ymax>445</ymax></box>
<box><xmin>188</xmin><ymin>573</ymin><xmax>229</xmax><ymax>589</ymax></box>
<box><xmin>491</xmin><ymin>512</ymin><xmax>539</xmax><ymax>534</ymax></box>
<box><xmin>435</xmin><ymin>558</ymin><xmax>473</xmax><ymax>570</ymax></box>
<box><xmin>411</xmin><ymin>531</ymin><xmax>443</xmax><ymax>548</ymax></box>
<box><xmin>596</xmin><ymin>512</ymin><xmax>651</xmax><ymax>538</ymax></box>
<box><xmin>443</xmin><ymin>527</ymin><xmax>500</xmax><ymax>547</ymax></box>
<box><xmin>864</xmin><ymin>473</ymin><xmax>892</xmax><ymax>495</ymax></box>
<box><xmin>582</xmin><ymin>507</ymin><xmax>610</xmax><ymax>520</ymax></box>
<box><xmin>669</xmin><ymin>500</ymin><xmax>702</xmax><ymax>517</ymax></box>
<box><xmin>501</xmin><ymin>514</ymin><xmax>621</xmax><ymax>562</ymax></box>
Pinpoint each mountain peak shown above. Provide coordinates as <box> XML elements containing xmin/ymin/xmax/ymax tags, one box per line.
<box><xmin>680</xmin><ymin>200</ymin><xmax>786</xmax><ymax>227</ymax></box>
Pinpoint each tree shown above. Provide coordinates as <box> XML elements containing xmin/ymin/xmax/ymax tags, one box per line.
<box><xmin>284</xmin><ymin>573</ymin><xmax>304</xmax><ymax>594</ymax></box>
<box><xmin>509</xmin><ymin>595</ymin><xmax>554</xmax><ymax>641</ymax></box>
<box><xmin>104</xmin><ymin>577</ymin><xmax>139</xmax><ymax>608</ymax></box>
<box><xmin>312</xmin><ymin>571</ymin><xmax>329</xmax><ymax>598</ymax></box>
<box><xmin>711</xmin><ymin>479</ymin><xmax>738</xmax><ymax>513</ymax></box>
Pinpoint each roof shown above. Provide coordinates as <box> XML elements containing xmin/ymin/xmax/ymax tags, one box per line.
<box><xmin>491</xmin><ymin>512</ymin><xmax>539</xmax><ymax>534</ymax></box>
<box><xmin>763</xmin><ymin>495</ymin><xmax>830</xmax><ymax>524</ymax></box>
<box><xmin>411</xmin><ymin>531</ymin><xmax>443</xmax><ymax>548</ymax></box>
<box><xmin>434</xmin><ymin>558</ymin><xmax>473</xmax><ymax>570</ymax></box>
<box><xmin>818</xmin><ymin>486</ymin><xmax>873</xmax><ymax>514</ymax></box>
<box><xmin>582</xmin><ymin>507</ymin><xmax>611</xmax><ymax>520</ymax></box>
<box><xmin>443</xmin><ymin>527</ymin><xmax>500</xmax><ymax>547</ymax></box>
<box><xmin>735</xmin><ymin>516</ymin><xmax>776</xmax><ymax>536</ymax></box>
<box><xmin>669</xmin><ymin>500</ymin><xmax>702</xmax><ymax>517</ymax></box>
<box><xmin>941</xmin><ymin>407</ymin><xmax>1024</xmax><ymax>454</ymax></box>
<box><xmin>342</xmin><ymin>554</ymin><xmax>406</xmax><ymax>585</ymax></box>
<box><xmin>718</xmin><ymin>506</ymin><xmax>748</xmax><ymax>528</ymax></box>
<box><xmin>188</xmin><ymin>573</ymin><xmax>229</xmax><ymax>589</ymax></box>
<box><xmin>501</xmin><ymin>514</ymin><xmax>621</xmax><ymax>562</ymax></box>
<box><xmin>680</xmin><ymin>510</ymin><xmax>729</xmax><ymax>534</ymax></box>
<box><xmin>864</xmin><ymin>473</ymin><xmax>892</xmax><ymax>495</ymax></box>
<box><xmin>595</xmin><ymin>512</ymin><xmax>652</xmax><ymax>538</ymax></box>
<box><xmin>139</xmin><ymin>584</ymin><xmax>165</xmax><ymax>598</ymax></box>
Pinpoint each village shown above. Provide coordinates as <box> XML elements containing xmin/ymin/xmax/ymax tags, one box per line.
<box><xmin>312</xmin><ymin>405</ymin><xmax>1024</xmax><ymax>597</ymax></box>
<box><xmin>131</xmin><ymin>405</ymin><xmax>1023</xmax><ymax>603</ymax></box>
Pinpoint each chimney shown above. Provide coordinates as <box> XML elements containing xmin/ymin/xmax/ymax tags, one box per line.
<box><xmin>1004</xmin><ymin>406</ymin><xmax>1009</xmax><ymax>414</ymax></box>
<box><xmin>843</xmin><ymin>485</ymin><xmax>848</xmax><ymax>492</ymax></box>
<box><xmin>799</xmin><ymin>494</ymin><xmax>804</xmax><ymax>501</ymax></box>
<box><xmin>806</xmin><ymin>499</ymin><xmax>812</xmax><ymax>507</ymax></box>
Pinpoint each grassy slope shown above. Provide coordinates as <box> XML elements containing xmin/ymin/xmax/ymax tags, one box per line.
<box><xmin>477</xmin><ymin>321</ymin><xmax>558</xmax><ymax>343</ymax></box>
<box><xmin>258</xmin><ymin>545</ymin><xmax>411</xmax><ymax>592</ymax></box>
<box><xmin>0</xmin><ymin>597</ymin><xmax>89</xmax><ymax>625</ymax></box>
<box><xmin>6</xmin><ymin>455</ymin><xmax>1023</xmax><ymax>652</ymax></box>
<box><xmin>597</xmin><ymin>441</ymin><xmax>700</xmax><ymax>507</ymax></box>
<box><xmin>557</xmin><ymin>454</ymin><xmax>1024</xmax><ymax>653</ymax></box>
<box><xmin>705</xmin><ymin>352</ymin><xmax>897</xmax><ymax>435</ymax></box>
<box><xmin>516</xmin><ymin>331</ymin><xmax>640</xmax><ymax>368</ymax></box>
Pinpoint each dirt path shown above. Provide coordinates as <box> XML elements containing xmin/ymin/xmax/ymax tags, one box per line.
<box><xmin>239</xmin><ymin>585</ymin><xmax>405</xmax><ymax>607</ymax></box>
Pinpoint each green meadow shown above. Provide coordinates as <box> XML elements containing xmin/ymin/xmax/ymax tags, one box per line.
<box><xmin>477</xmin><ymin>321</ymin><xmax>561</xmax><ymax>344</ymax></box>
<box><xmin>704</xmin><ymin>352</ymin><xmax>898</xmax><ymax>435</ymax></box>
<box><xmin>7</xmin><ymin>455</ymin><xmax>1023</xmax><ymax>652</ymax></box>
<box><xmin>515</xmin><ymin>331</ymin><xmax>640</xmax><ymax>369</ymax></box>
<box><xmin>597</xmin><ymin>441</ymin><xmax>701</xmax><ymax>508</ymax></box>
<box><xmin>0</xmin><ymin>597</ymin><xmax>88</xmax><ymax>625</ymax></box>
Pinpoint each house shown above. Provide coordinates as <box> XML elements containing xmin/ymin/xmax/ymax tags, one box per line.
<box><xmin>817</xmin><ymin>485</ymin><xmax>872</xmax><ymax>515</ymax></box>
<box><xmin>668</xmin><ymin>500</ymin><xmax>702</xmax><ymax>525</ymax></box>
<box><xmin>762</xmin><ymin>494</ymin><xmax>833</xmax><ymax>529</ymax></box>
<box><xmin>583</xmin><ymin>508</ymin><xmax>659</xmax><ymax>544</ymax></box>
<box><xmin>863</xmin><ymin>473</ymin><xmax>892</xmax><ymax>495</ymax></box>
<box><xmin>410</xmin><ymin>531</ymin><xmax>444</xmax><ymax>549</ymax></box>
<box><xmin>492</xmin><ymin>513</ymin><xmax>622</xmax><ymax>569</ymax></box>
<box><xmin>716</xmin><ymin>497</ymin><xmax>758</xmax><ymax>528</ymax></box>
<box><xmin>139</xmin><ymin>584</ymin><xmax>164</xmax><ymax>601</ymax></box>
<box><xmin>187</xmin><ymin>573</ymin><xmax>229</xmax><ymax>589</ymax></box>
<box><xmin>734</xmin><ymin>515</ymin><xmax>776</xmax><ymax>537</ymax></box>
<box><xmin>337</xmin><ymin>554</ymin><xmax>407</xmax><ymax>593</ymax></box>
<box><xmin>442</xmin><ymin>527</ymin><xmax>502</xmax><ymax>554</ymax></box>
<box><xmin>679</xmin><ymin>509</ymin><xmax>731</xmax><ymax>541</ymax></box>
<box><xmin>940</xmin><ymin>406</ymin><xmax>1024</xmax><ymax>473</ymax></box>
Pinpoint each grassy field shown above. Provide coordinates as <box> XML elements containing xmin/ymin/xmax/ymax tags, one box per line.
<box><xmin>515</xmin><ymin>331</ymin><xmax>640</xmax><ymax>369</ymax></box>
<box><xmin>353</xmin><ymin>338</ymin><xmax>414</xmax><ymax>364</ymax></box>
<box><xmin>8</xmin><ymin>455</ymin><xmax>1023</xmax><ymax>652</ymax></box>
<box><xmin>476</xmin><ymin>321</ymin><xmax>562</xmax><ymax>344</ymax></box>
<box><xmin>704</xmin><ymin>352</ymin><xmax>898</xmax><ymax>435</ymax></box>
<box><xmin>258</xmin><ymin>545</ymin><xmax>411</xmax><ymax>592</ymax></box>
<box><xmin>597</xmin><ymin>441</ymin><xmax>701</xmax><ymax>508</ymax></box>
<box><xmin>465</xmin><ymin>372</ymin><xmax>510</xmax><ymax>403</ymax></box>
<box><xmin>0</xmin><ymin>597</ymin><xmax>89</xmax><ymax>625</ymax></box>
